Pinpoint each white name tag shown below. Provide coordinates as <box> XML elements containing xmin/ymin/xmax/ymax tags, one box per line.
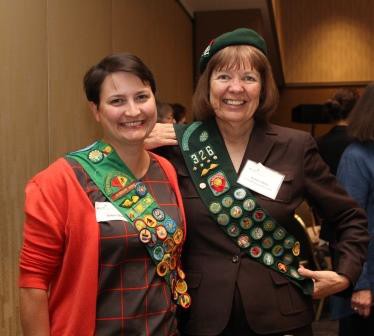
<box><xmin>237</xmin><ymin>160</ymin><xmax>285</xmax><ymax>200</ymax></box>
<box><xmin>95</xmin><ymin>202</ymin><xmax>126</xmax><ymax>222</ymax></box>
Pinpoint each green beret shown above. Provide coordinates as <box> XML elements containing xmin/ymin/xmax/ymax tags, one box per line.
<box><xmin>199</xmin><ymin>28</ymin><xmax>268</xmax><ymax>73</ymax></box>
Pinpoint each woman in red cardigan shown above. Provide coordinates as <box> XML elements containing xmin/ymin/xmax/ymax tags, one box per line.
<box><xmin>19</xmin><ymin>53</ymin><xmax>189</xmax><ymax>335</ymax></box>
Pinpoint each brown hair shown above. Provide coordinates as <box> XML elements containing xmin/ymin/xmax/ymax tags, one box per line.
<box><xmin>83</xmin><ymin>53</ymin><xmax>156</xmax><ymax>106</ymax></box>
<box><xmin>348</xmin><ymin>83</ymin><xmax>374</xmax><ymax>142</ymax></box>
<box><xmin>192</xmin><ymin>45</ymin><xmax>279</xmax><ymax>122</ymax></box>
<box><xmin>325</xmin><ymin>88</ymin><xmax>359</xmax><ymax>121</ymax></box>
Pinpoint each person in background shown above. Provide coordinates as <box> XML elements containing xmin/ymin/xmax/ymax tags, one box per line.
<box><xmin>157</xmin><ymin>101</ymin><xmax>176</xmax><ymax>123</ymax></box>
<box><xmin>19</xmin><ymin>53</ymin><xmax>189</xmax><ymax>335</ymax></box>
<box><xmin>317</xmin><ymin>88</ymin><xmax>359</xmax><ymax>175</ymax></box>
<box><xmin>332</xmin><ymin>82</ymin><xmax>374</xmax><ymax>336</ymax></box>
<box><xmin>172</xmin><ymin>103</ymin><xmax>187</xmax><ymax>124</ymax></box>
<box><xmin>148</xmin><ymin>28</ymin><xmax>369</xmax><ymax>335</ymax></box>
<box><xmin>317</xmin><ymin>88</ymin><xmax>360</xmax><ymax>254</ymax></box>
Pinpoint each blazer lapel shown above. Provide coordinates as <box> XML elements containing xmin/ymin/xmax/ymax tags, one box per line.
<box><xmin>239</xmin><ymin>122</ymin><xmax>277</xmax><ymax>173</ymax></box>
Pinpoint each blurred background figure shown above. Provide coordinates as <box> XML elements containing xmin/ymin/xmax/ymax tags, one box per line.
<box><xmin>332</xmin><ymin>82</ymin><xmax>374</xmax><ymax>336</ymax></box>
<box><xmin>317</xmin><ymin>88</ymin><xmax>360</xmax><ymax>175</ymax></box>
<box><xmin>171</xmin><ymin>103</ymin><xmax>187</xmax><ymax>124</ymax></box>
<box><xmin>317</xmin><ymin>88</ymin><xmax>360</xmax><ymax>246</ymax></box>
<box><xmin>157</xmin><ymin>101</ymin><xmax>175</xmax><ymax>123</ymax></box>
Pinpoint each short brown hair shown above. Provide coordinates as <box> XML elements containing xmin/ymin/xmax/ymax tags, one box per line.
<box><xmin>83</xmin><ymin>53</ymin><xmax>156</xmax><ymax>106</ymax></box>
<box><xmin>192</xmin><ymin>45</ymin><xmax>279</xmax><ymax>122</ymax></box>
<box><xmin>348</xmin><ymin>83</ymin><xmax>374</xmax><ymax>142</ymax></box>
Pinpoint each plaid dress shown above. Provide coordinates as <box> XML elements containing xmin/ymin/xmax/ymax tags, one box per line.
<box><xmin>68</xmin><ymin>157</ymin><xmax>181</xmax><ymax>335</ymax></box>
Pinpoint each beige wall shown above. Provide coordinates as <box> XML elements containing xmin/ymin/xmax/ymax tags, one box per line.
<box><xmin>273</xmin><ymin>0</ymin><xmax>374</xmax><ymax>84</ymax></box>
<box><xmin>0</xmin><ymin>1</ymin><xmax>192</xmax><ymax>334</ymax></box>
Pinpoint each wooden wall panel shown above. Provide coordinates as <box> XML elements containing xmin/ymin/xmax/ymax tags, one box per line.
<box><xmin>112</xmin><ymin>0</ymin><xmax>193</xmax><ymax>111</ymax></box>
<box><xmin>273</xmin><ymin>0</ymin><xmax>373</xmax><ymax>84</ymax></box>
<box><xmin>0</xmin><ymin>1</ymin><xmax>48</xmax><ymax>335</ymax></box>
<box><xmin>48</xmin><ymin>0</ymin><xmax>112</xmax><ymax>161</ymax></box>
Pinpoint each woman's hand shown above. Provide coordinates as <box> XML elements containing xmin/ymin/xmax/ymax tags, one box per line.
<box><xmin>351</xmin><ymin>289</ymin><xmax>372</xmax><ymax>317</ymax></box>
<box><xmin>145</xmin><ymin>123</ymin><xmax>177</xmax><ymax>150</ymax></box>
<box><xmin>298</xmin><ymin>266</ymin><xmax>350</xmax><ymax>299</ymax></box>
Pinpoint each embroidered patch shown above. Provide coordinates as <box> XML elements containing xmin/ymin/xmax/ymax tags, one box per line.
<box><xmin>88</xmin><ymin>149</ymin><xmax>103</xmax><ymax>163</ymax></box>
<box><xmin>207</xmin><ymin>171</ymin><xmax>230</xmax><ymax>196</ymax></box>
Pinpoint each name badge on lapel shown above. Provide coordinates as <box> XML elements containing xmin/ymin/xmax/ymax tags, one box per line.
<box><xmin>95</xmin><ymin>201</ymin><xmax>126</xmax><ymax>222</ymax></box>
<box><xmin>237</xmin><ymin>160</ymin><xmax>285</xmax><ymax>200</ymax></box>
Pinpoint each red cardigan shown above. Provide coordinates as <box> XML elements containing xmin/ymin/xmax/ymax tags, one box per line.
<box><xmin>19</xmin><ymin>154</ymin><xmax>186</xmax><ymax>335</ymax></box>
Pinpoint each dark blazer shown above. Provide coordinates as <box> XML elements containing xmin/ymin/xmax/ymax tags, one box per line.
<box><xmin>158</xmin><ymin>122</ymin><xmax>368</xmax><ymax>335</ymax></box>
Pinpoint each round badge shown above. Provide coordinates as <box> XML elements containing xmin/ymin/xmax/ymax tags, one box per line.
<box><xmin>222</xmin><ymin>196</ymin><xmax>234</xmax><ymax>208</ymax></box>
<box><xmin>282</xmin><ymin>253</ymin><xmax>294</xmax><ymax>265</ymax></box>
<box><xmin>253</xmin><ymin>209</ymin><xmax>266</xmax><ymax>222</ymax></box>
<box><xmin>163</xmin><ymin>238</ymin><xmax>175</xmax><ymax>253</ymax></box>
<box><xmin>217</xmin><ymin>213</ymin><xmax>230</xmax><ymax>226</ymax></box>
<box><xmin>147</xmin><ymin>233</ymin><xmax>158</xmax><ymax>248</ymax></box>
<box><xmin>139</xmin><ymin>228</ymin><xmax>152</xmax><ymax>244</ymax></box>
<box><xmin>263</xmin><ymin>220</ymin><xmax>275</xmax><ymax>232</ymax></box>
<box><xmin>262</xmin><ymin>252</ymin><xmax>274</xmax><ymax>266</ymax></box>
<box><xmin>272</xmin><ymin>244</ymin><xmax>284</xmax><ymax>257</ymax></box>
<box><xmin>250</xmin><ymin>227</ymin><xmax>264</xmax><ymax>240</ymax></box>
<box><xmin>227</xmin><ymin>224</ymin><xmax>240</xmax><ymax>237</ymax></box>
<box><xmin>88</xmin><ymin>149</ymin><xmax>103</xmax><ymax>163</ymax></box>
<box><xmin>156</xmin><ymin>225</ymin><xmax>168</xmax><ymax>240</ymax></box>
<box><xmin>249</xmin><ymin>245</ymin><xmax>263</xmax><ymax>258</ymax></box>
<box><xmin>292</xmin><ymin>241</ymin><xmax>301</xmax><ymax>256</ymax></box>
<box><xmin>175</xmin><ymin>279</ymin><xmax>188</xmax><ymax>294</ymax></box>
<box><xmin>177</xmin><ymin>266</ymin><xmax>186</xmax><ymax>280</ymax></box>
<box><xmin>240</xmin><ymin>217</ymin><xmax>253</xmax><ymax>230</ymax></box>
<box><xmin>152</xmin><ymin>208</ymin><xmax>165</xmax><ymax>221</ymax></box>
<box><xmin>173</xmin><ymin>229</ymin><xmax>184</xmax><ymax>245</ymax></box>
<box><xmin>233</xmin><ymin>188</ymin><xmax>247</xmax><ymax>200</ymax></box>
<box><xmin>199</xmin><ymin>182</ymin><xmax>207</xmax><ymax>189</ymax></box>
<box><xmin>283</xmin><ymin>236</ymin><xmax>296</xmax><ymax>249</ymax></box>
<box><xmin>237</xmin><ymin>234</ymin><xmax>251</xmax><ymax>249</ymax></box>
<box><xmin>153</xmin><ymin>246</ymin><xmax>165</xmax><ymax>261</ymax></box>
<box><xmin>209</xmin><ymin>202</ymin><xmax>222</xmax><ymax>214</ymax></box>
<box><xmin>199</xmin><ymin>131</ymin><xmax>209</xmax><ymax>142</ymax></box>
<box><xmin>164</xmin><ymin>217</ymin><xmax>177</xmax><ymax>234</ymax></box>
<box><xmin>156</xmin><ymin>261</ymin><xmax>169</xmax><ymax>277</ymax></box>
<box><xmin>178</xmin><ymin>293</ymin><xmax>192</xmax><ymax>309</ymax></box>
<box><xmin>277</xmin><ymin>262</ymin><xmax>288</xmax><ymax>273</ymax></box>
<box><xmin>230</xmin><ymin>205</ymin><xmax>243</xmax><ymax>219</ymax></box>
<box><xmin>261</xmin><ymin>236</ymin><xmax>274</xmax><ymax>249</ymax></box>
<box><xmin>243</xmin><ymin>198</ymin><xmax>256</xmax><ymax>211</ymax></box>
<box><xmin>273</xmin><ymin>227</ymin><xmax>286</xmax><ymax>240</ymax></box>
<box><xmin>169</xmin><ymin>255</ymin><xmax>177</xmax><ymax>270</ymax></box>
<box><xmin>162</xmin><ymin>253</ymin><xmax>171</xmax><ymax>263</ymax></box>
<box><xmin>135</xmin><ymin>182</ymin><xmax>147</xmax><ymax>197</ymax></box>
<box><xmin>134</xmin><ymin>219</ymin><xmax>146</xmax><ymax>231</ymax></box>
<box><xmin>144</xmin><ymin>215</ymin><xmax>157</xmax><ymax>228</ymax></box>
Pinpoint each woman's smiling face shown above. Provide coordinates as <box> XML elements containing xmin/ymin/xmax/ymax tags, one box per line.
<box><xmin>209</xmin><ymin>63</ymin><xmax>262</xmax><ymax>126</ymax></box>
<box><xmin>90</xmin><ymin>71</ymin><xmax>157</xmax><ymax>147</ymax></box>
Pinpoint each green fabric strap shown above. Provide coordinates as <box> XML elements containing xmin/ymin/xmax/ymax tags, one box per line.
<box><xmin>175</xmin><ymin>119</ymin><xmax>313</xmax><ymax>295</ymax></box>
<box><xmin>66</xmin><ymin>140</ymin><xmax>191</xmax><ymax>307</ymax></box>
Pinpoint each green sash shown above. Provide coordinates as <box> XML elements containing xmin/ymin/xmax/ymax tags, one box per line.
<box><xmin>175</xmin><ymin>119</ymin><xmax>313</xmax><ymax>295</ymax></box>
<box><xmin>66</xmin><ymin>140</ymin><xmax>191</xmax><ymax>308</ymax></box>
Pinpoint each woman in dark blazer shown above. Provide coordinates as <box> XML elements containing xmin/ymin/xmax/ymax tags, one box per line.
<box><xmin>150</xmin><ymin>28</ymin><xmax>369</xmax><ymax>336</ymax></box>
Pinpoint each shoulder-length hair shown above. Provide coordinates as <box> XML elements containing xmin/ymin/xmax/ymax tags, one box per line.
<box><xmin>83</xmin><ymin>53</ymin><xmax>156</xmax><ymax>107</ymax></box>
<box><xmin>192</xmin><ymin>45</ymin><xmax>279</xmax><ymax>122</ymax></box>
<box><xmin>348</xmin><ymin>83</ymin><xmax>374</xmax><ymax>142</ymax></box>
